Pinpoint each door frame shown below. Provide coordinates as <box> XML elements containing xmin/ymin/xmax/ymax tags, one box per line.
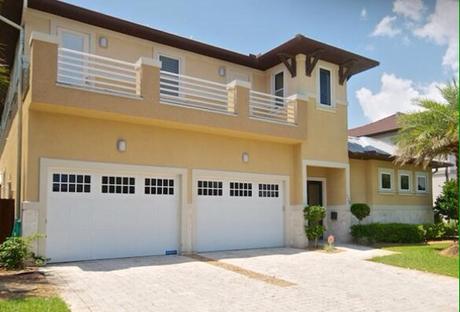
<box><xmin>306</xmin><ymin>177</ymin><xmax>327</xmax><ymax>207</ymax></box>
<box><xmin>191</xmin><ymin>169</ymin><xmax>289</xmax><ymax>252</ymax></box>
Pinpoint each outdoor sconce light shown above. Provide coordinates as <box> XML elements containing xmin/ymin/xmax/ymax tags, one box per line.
<box><xmin>98</xmin><ymin>36</ymin><xmax>108</xmax><ymax>48</ymax></box>
<box><xmin>117</xmin><ymin>139</ymin><xmax>127</xmax><ymax>152</ymax></box>
<box><xmin>218</xmin><ymin>66</ymin><xmax>226</xmax><ymax>77</ymax></box>
<box><xmin>242</xmin><ymin>152</ymin><xmax>249</xmax><ymax>163</ymax></box>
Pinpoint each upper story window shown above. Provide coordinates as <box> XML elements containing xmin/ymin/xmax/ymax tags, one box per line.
<box><xmin>416</xmin><ymin>172</ymin><xmax>428</xmax><ymax>193</ymax></box>
<box><xmin>159</xmin><ymin>55</ymin><xmax>180</xmax><ymax>96</ymax></box>
<box><xmin>319</xmin><ymin>68</ymin><xmax>331</xmax><ymax>106</ymax></box>
<box><xmin>273</xmin><ymin>72</ymin><xmax>284</xmax><ymax>98</ymax></box>
<box><xmin>378</xmin><ymin>169</ymin><xmax>393</xmax><ymax>192</ymax></box>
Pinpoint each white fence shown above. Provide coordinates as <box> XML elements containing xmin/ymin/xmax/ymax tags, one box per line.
<box><xmin>249</xmin><ymin>91</ymin><xmax>296</xmax><ymax>124</ymax></box>
<box><xmin>159</xmin><ymin>71</ymin><xmax>232</xmax><ymax>114</ymax></box>
<box><xmin>57</xmin><ymin>48</ymin><xmax>139</xmax><ymax>97</ymax></box>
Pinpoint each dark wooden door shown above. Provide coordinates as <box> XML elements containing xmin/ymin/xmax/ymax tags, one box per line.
<box><xmin>307</xmin><ymin>181</ymin><xmax>323</xmax><ymax>206</ymax></box>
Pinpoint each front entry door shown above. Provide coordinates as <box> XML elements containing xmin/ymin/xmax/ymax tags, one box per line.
<box><xmin>307</xmin><ymin>180</ymin><xmax>324</xmax><ymax>238</ymax></box>
<box><xmin>307</xmin><ymin>181</ymin><xmax>323</xmax><ymax>206</ymax></box>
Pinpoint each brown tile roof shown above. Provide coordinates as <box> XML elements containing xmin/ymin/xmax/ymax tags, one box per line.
<box><xmin>348</xmin><ymin>113</ymin><xmax>402</xmax><ymax>137</ymax></box>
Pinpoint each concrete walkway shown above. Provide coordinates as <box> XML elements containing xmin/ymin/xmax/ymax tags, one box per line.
<box><xmin>45</xmin><ymin>246</ymin><xmax>458</xmax><ymax>312</ymax></box>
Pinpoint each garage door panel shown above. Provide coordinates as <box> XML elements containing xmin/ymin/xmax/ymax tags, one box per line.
<box><xmin>196</xmin><ymin>177</ymin><xmax>284</xmax><ymax>252</ymax></box>
<box><xmin>46</xmin><ymin>166</ymin><xmax>180</xmax><ymax>262</ymax></box>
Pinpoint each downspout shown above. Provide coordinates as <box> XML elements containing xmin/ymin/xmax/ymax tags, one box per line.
<box><xmin>0</xmin><ymin>14</ymin><xmax>25</xmax><ymax>223</ymax></box>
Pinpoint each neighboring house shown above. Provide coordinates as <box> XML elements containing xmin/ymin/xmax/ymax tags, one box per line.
<box><xmin>0</xmin><ymin>0</ymin><xmax>434</xmax><ymax>263</ymax></box>
<box><xmin>349</xmin><ymin>113</ymin><xmax>455</xmax><ymax>204</ymax></box>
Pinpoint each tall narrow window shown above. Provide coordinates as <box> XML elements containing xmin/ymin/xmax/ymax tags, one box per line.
<box><xmin>273</xmin><ymin>72</ymin><xmax>284</xmax><ymax>98</ymax></box>
<box><xmin>319</xmin><ymin>68</ymin><xmax>331</xmax><ymax>105</ymax></box>
<box><xmin>159</xmin><ymin>55</ymin><xmax>180</xmax><ymax>96</ymax></box>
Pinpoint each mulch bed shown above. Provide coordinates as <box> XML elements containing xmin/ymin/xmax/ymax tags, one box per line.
<box><xmin>0</xmin><ymin>269</ymin><xmax>56</xmax><ymax>300</ymax></box>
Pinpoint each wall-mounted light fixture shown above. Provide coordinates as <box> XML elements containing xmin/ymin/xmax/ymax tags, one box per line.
<box><xmin>117</xmin><ymin>139</ymin><xmax>127</xmax><ymax>152</ymax></box>
<box><xmin>218</xmin><ymin>66</ymin><xmax>226</xmax><ymax>77</ymax></box>
<box><xmin>242</xmin><ymin>152</ymin><xmax>249</xmax><ymax>163</ymax></box>
<box><xmin>98</xmin><ymin>36</ymin><xmax>108</xmax><ymax>48</ymax></box>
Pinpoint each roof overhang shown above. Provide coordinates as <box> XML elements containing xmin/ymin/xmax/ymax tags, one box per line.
<box><xmin>348</xmin><ymin>151</ymin><xmax>452</xmax><ymax>169</ymax></box>
<box><xmin>28</xmin><ymin>0</ymin><xmax>379</xmax><ymax>75</ymax></box>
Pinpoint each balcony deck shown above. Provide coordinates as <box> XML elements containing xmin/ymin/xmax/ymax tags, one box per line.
<box><xmin>27</xmin><ymin>33</ymin><xmax>308</xmax><ymax>142</ymax></box>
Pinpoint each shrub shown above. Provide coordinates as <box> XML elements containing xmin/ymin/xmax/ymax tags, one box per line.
<box><xmin>350</xmin><ymin>203</ymin><xmax>370</xmax><ymax>222</ymax></box>
<box><xmin>303</xmin><ymin>205</ymin><xmax>326</xmax><ymax>248</ymax></box>
<box><xmin>0</xmin><ymin>235</ymin><xmax>40</xmax><ymax>270</ymax></box>
<box><xmin>350</xmin><ymin>223</ymin><xmax>426</xmax><ymax>244</ymax></box>
<box><xmin>434</xmin><ymin>179</ymin><xmax>458</xmax><ymax>221</ymax></box>
<box><xmin>443</xmin><ymin>220</ymin><xmax>459</xmax><ymax>237</ymax></box>
<box><xmin>423</xmin><ymin>223</ymin><xmax>446</xmax><ymax>240</ymax></box>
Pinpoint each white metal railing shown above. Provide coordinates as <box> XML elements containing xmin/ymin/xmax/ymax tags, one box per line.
<box><xmin>57</xmin><ymin>48</ymin><xmax>139</xmax><ymax>97</ymax></box>
<box><xmin>249</xmin><ymin>90</ymin><xmax>296</xmax><ymax>124</ymax></box>
<box><xmin>159</xmin><ymin>71</ymin><xmax>232</xmax><ymax>114</ymax></box>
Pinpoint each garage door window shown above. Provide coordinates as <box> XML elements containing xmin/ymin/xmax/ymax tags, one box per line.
<box><xmin>145</xmin><ymin>178</ymin><xmax>174</xmax><ymax>195</ymax></box>
<box><xmin>101</xmin><ymin>176</ymin><xmax>135</xmax><ymax>194</ymax></box>
<box><xmin>52</xmin><ymin>173</ymin><xmax>91</xmax><ymax>193</ymax></box>
<box><xmin>197</xmin><ymin>180</ymin><xmax>223</xmax><ymax>196</ymax></box>
<box><xmin>230</xmin><ymin>182</ymin><xmax>252</xmax><ymax>197</ymax></box>
<box><xmin>258</xmin><ymin>184</ymin><xmax>279</xmax><ymax>198</ymax></box>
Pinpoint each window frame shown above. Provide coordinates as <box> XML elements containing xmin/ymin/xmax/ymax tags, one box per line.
<box><xmin>398</xmin><ymin>170</ymin><xmax>412</xmax><ymax>193</ymax></box>
<box><xmin>316</xmin><ymin>65</ymin><xmax>335</xmax><ymax>108</ymax></box>
<box><xmin>272</xmin><ymin>71</ymin><xmax>285</xmax><ymax>98</ymax></box>
<box><xmin>415</xmin><ymin>172</ymin><xmax>428</xmax><ymax>193</ymax></box>
<box><xmin>378</xmin><ymin>168</ymin><xmax>394</xmax><ymax>192</ymax></box>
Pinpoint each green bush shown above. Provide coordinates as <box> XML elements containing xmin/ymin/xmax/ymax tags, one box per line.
<box><xmin>303</xmin><ymin>205</ymin><xmax>326</xmax><ymax>247</ymax></box>
<box><xmin>443</xmin><ymin>220</ymin><xmax>459</xmax><ymax>237</ymax></box>
<box><xmin>423</xmin><ymin>223</ymin><xmax>446</xmax><ymax>240</ymax></box>
<box><xmin>350</xmin><ymin>223</ymin><xmax>426</xmax><ymax>244</ymax></box>
<box><xmin>350</xmin><ymin>203</ymin><xmax>370</xmax><ymax>222</ymax></box>
<box><xmin>434</xmin><ymin>179</ymin><xmax>458</xmax><ymax>221</ymax></box>
<box><xmin>0</xmin><ymin>235</ymin><xmax>40</xmax><ymax>270</ymax></box>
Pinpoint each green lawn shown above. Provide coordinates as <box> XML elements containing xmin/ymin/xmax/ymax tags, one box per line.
<box><xmin>0</xmin><ymin>297</ymin><xmax>69</xmax><ymax>312</ymax></box>
<box><xmin>371</xmin><ymin>242</ymin><xmax>459</xmax><ymax>278</ymax></box>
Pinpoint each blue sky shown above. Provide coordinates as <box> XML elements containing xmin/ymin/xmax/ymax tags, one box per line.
<box><xmin>63</xmin><ymin>0</ymin><xmax>458</xmax><ymax>128</ymax></box>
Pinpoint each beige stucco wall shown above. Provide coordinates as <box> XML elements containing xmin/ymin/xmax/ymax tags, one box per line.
<box><xmin>350</xmin><ymin>158</ymin><xmax>433</xmax><ymax>206</ymax></box>
<box><xmin>0</xmin><ymin>112</ymin><xmax>19</xmax><ymax>199</ymax></box>
<box><xmin>306</xmin><ymin>166</ymin><xmax>347</xmax><ymax>205</ymax></box>
<box><xmin>24</xmin><ymin>110</ymin><xmax>298</xmax><ymax>204</ymax></box>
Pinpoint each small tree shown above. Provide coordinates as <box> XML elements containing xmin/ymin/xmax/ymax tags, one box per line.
<box><xmin>434</xmin><ymin>179</ymin><xmax>458</xmax><ymax>222</ymax></box>
<box><xmin>350</xmin><ymin>203</ymin><xmax>370</xmax><ymax>223</ymax></box>
<box><xmin>303</xmin><ymin>205</ymin><xmax>326</xmax><ymax>248</ymax></box>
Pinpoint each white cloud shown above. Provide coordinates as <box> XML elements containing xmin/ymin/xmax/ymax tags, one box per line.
<box><xmin>393</xmin><ymin>0</ymin><xmax>425</xmax><ymax>21</ymax></box>
<box><xmin>414</xmin><ymin>0</ymin><xmax>459</xmax><ymax>72</ymax></box>
<box><xmin>372</xmin><ymin>16</ymin><xmax>401</xmax><ymax>37</ymax></box>
<box><xmin>356</xmin><ymin>73</ymin><xmax>444</xmax><ymax>121</ymax></box>
<box><xmin>360</xmin><ymin>8</ymin><xmax>368</xmax><ymax>20</ymax></box>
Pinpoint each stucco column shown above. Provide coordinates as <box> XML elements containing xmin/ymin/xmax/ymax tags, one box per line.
<box><xmin>29</xmin><ymin>32</ymin><xmax>59</xmax><ymax>104</ymax></box>
<box><xmin>227</xmin><ymin>80</ymin><xmax>251</xmax><ymax>120</ymax></box>
<box><xmin>135</xmin><ymin>57</ymin><xmax>161</xmax><ymax>104</ymax></box>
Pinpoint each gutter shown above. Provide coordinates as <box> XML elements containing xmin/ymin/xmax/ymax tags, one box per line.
<box><xmin>0</xmin><ymin>12</ymin><xmax>24</xmax><ymax>222</ymax></box>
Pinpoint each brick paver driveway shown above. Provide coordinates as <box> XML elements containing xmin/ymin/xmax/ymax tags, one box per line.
<box><xmin>46</xmin><ymin>246</ymin><xmax>458</xmax><ymax>312</ymax></box>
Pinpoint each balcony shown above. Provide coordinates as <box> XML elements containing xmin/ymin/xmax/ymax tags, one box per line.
<box><xmin>28</xmin><ymin>33</ymin><xmax>308</xmax><ymax>142</ymax></box>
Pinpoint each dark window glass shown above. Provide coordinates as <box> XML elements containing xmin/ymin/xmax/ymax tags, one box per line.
<box><xmin>52</xmin><ymin>173</ymin><xmax>91</xmax><ymax>193</ymax></box>
<box><xmin>320</xmin><ymin>68</ymin><xmax>331</xmax><ymax>105</ymax></box>
<box><xmin>381</xmin><ymin>173</ymin><xmax>392</xmax><ymax>189</ymax></box>
<box><xmin>197</xmin><ymin>180</ymin><xmax>223</xmax><ymax>196</ymax></box>
<box><xmin>400</xmin><ymin>175</ymin><xmax>410</xmax><ymax>190</ymax></box>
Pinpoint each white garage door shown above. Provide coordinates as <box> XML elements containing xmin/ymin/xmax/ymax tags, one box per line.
<box><xmin>195</xmin><ymin>175</ymin><xmax>284</xmax><ymax>252</ymax></box>
<box><xmin>46</xmin><ymin>164</ymin><xmax>179</xmax><ymax>262</ymax></box>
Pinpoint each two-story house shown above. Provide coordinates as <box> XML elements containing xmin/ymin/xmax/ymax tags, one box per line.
<box><xmin>0</xmin><ymin>0</ymin><xmax>435</xmax><ymax>263</ymax></box>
